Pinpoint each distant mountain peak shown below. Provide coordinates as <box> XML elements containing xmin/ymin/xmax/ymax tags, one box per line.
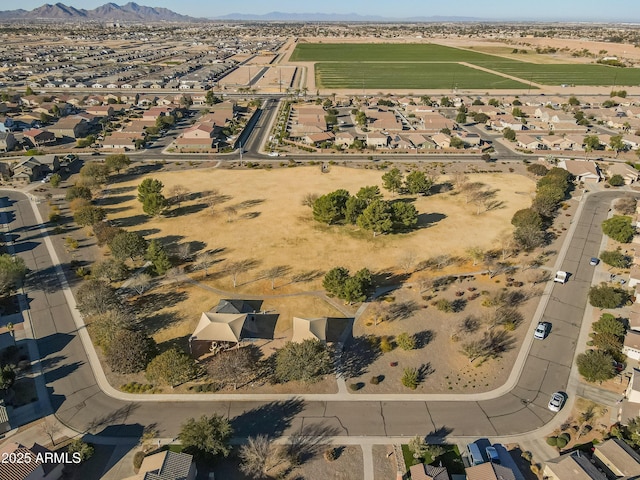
<box><xmin>0</xmin><ymin>2</ymin><xmax>200</xmax><ymax>22</ymax></box>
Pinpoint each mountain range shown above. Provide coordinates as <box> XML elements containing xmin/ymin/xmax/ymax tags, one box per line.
<box><xmin>0</xmin><ymin>2</ymin><xmax>198</xmax><ymax>22</ymax></box>
<box><xmin>214</xmin><ymin>12</ymin><xmax>482</xmax><ymax>22</ymax></box>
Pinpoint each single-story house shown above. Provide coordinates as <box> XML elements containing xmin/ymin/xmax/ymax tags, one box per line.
<box><xmin>557</xmin><ymin>159</ymin><xmax>602</xmax><ymax>183</ymax></box>
<box><xmin>304</xmin><ymin>132</ymin><xmax>335</xmax><ymax>146</ymax></box>
<box><xmin>334</xmin><ymin>131</ymin><xmax>355</xmax><ymax>147</ymax></box>
<box><xmin>466</xmin><ymin>462</ymin><xmax>516</xmax><ymax>480</ymax></box>
<box><xmin>175</xmin><ymin>137</ymin><xmax>214</xmax><ymax>152</ymax></box>
<box><xmin>123</xmin><ymin>450</ymin><xmax>196</xmax><ymax>480</ymax></box>
<box><xmin>624</xmin><ymin>330</ymin><xmax>640</xmax><ymax>361</ymax></box>
<box><xmin>409</xmin><ymin>463</ymin><xmax>449</xmax><ymax>480</ymax></box>
<box><xmin>593</xmin><ymin>438</ymin><xmax>640</xmax><ymax>479</ymax></box>
<box><xmin>543</xmin><ymin>451</ymin><xmax>607</xmax><ymax>480</ymax></box>
<box><xmin>0</xmin><ymin>443</ymin><xmax>64</xmax><ymax>480</ymax></box>
<box><xmin>0</xmin><ymin>132</ymin><xmax>16</xmax><ymax>152</ymax></box>
<box><xmin>607</xmin><ymin>163</ymin><xmax>640</xmax><ymax>184</ymax></box>
<box><xmin>431</xmin><ymin>132</ymin><xmax>452</xmax><ymax>149</ymax></box>
<box><xmin>366</xmin><ymin>132</ymin><xmax>390</xmax><ymax>148</ymax></box>
<box><xmin>22</xmin><ymin>129</ymin><xmax>56</xmax><ymax>147</ymax></box>
<box><xmin>517</xmin><ymin>134</ymin><xmax>541</xmax><ymax>150</ymax></box>
<box><xmin>47</xmin><ymin>116</ymin><xmax>90</xmax><ymax>139</ymax></box>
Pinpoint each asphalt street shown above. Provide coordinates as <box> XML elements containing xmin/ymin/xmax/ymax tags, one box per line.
<box><xmin>0</xmin><ymin>190</ymin><xmax>621</xmax><ymax>440</ymax></box>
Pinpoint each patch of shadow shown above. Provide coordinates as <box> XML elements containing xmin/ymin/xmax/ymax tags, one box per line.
<box><xmin>231</xmin><ymin>398</ymin><xmax>305</xmax><ymax>438</ymax></box>
<box><xmin>113</xmin><ymin>214</ymin><xmax>148</xmax><ymax>228</ymax></box>
<box><xmin>386</xmin><ymin>301</ymin><xmax>419</xmax><ymax>321</ymax></box>
<box><xmin>414</xmin><ymin>330</ymin><xmax>434</xmax><ymax>349</ymax></box>
<box><xmin>241</xmin><ymin>211</ymin><xmax>261</xmax><ymax>219</ymax></box>
<box><xmin>236</xmin><ymin>198</ymin><xmax>265</xmax><ymax>209</ymax></box>
<box><xmin>106</xmin><ymin>185</ymin><xmax>136</xmax><ymax>195</ymax></box>
<box><xmin>338</xmin><ymin>335</ymin><xmax>382</xmax><ymax>378</ymax></box>
<box><xmin>102</xmin><ymin>206</ymin><xmax>132</xmax><ymax>215</ymax></box>
<box><xmin>417</xmin><ymin>212</ymin><xmax>446</xmax><ymax>228</ymax></box>
<box><xmin>166</xmin><ymin>203</ymin><xmax>208</xmax><ymax>217</ymax></box>
<box><xmin>99</xmin><ymin>194</ymin><xmax>135</xmax><ymax>206</ymax></box>
<box><xmin>290</xmin><ymin>270</ymin><xmax>324</xmax><ymax>284</ymax></box>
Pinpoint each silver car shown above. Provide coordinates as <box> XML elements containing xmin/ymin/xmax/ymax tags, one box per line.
<box><xmin>534</xmin><ymin>322</ymin><xmax>548</xmax><ymax>340</ymax></box>
<box><xmin>548</xmin><ymin>392</ymin><xmax>565</xmax><ymax>412</ymax></box>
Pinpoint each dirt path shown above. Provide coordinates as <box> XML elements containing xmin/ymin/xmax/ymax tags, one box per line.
<box><xmin>459</xmin><ymin>61</ymin><xmax>545</xmax><ymax>89</ymax></box>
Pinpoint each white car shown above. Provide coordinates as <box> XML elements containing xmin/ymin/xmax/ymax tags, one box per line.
<box><xmin>548</xmin><ymin>392</ymin><xmax>565</xmax><ymax>412</ymax></box>
<box><xmin>554</xmin><ymin>271</ymin><xmax>568</xmax><ymax>284</ymax></box>
<box><xmin>534</xmin><ymin>322</ymin><xmax>548</xmax><ymax>340</ymax></box>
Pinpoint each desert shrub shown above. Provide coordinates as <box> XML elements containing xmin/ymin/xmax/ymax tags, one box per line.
<box><xmin>379</xmin><ymin>336</ymin><xmax>394</xmax><ymax>353</ymax></box>
<box><xmin>546</xmin><ymin>436</ymin><xmax>558</xmax><ymax>446</ymax></box>
<box><xmin>401</xmin><ymin>367</ymin><xmax>419</xmax><ymax>390</ymax></box>
<box><xmin>396</xmin><ymin>332</ymin><xmax>416</xmax><ymax>351</ymax></box>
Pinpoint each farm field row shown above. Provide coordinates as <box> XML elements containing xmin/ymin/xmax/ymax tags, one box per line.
<box><xmin>315</xmin><ymin>62</ymin><xmax>530</xmax><ymax>89</ymax></box>
<box><xmin>293</xmin><ymin>43</ymin><xmax>640</xmax><ymax>87</ymax></box>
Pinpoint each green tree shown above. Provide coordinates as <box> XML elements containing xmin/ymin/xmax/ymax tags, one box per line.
<box><xmin>356</xmin><ymin>185</ymin><xmax>382</xmax><ymax>204</ymax></box>
<box><xmin>455</xmin><ymin>110</ymin><xmax>467</xmax><ymax>124</ymax></box>
<box><xmin>589</xmin><ymin>284</ymin><xmax>627</xmax><ymax>309</ymax></box>
<box><xmin>142</xmin><ymin>192</ymin><xmax>168</xmax><ymax>217</ymax></box>
<box><xmin>526</xmin><ymin>164</ymin><xmax>549</xmax><ymax>176</ymax></box>
<box><xmin>73</xmin><ymin>205</ymin><xmax>106</xmax><ymax>227</ymax></box>
<box><xmin>591</xmin><ymin>332</ymin><xmax>623</xmax><ymax>353</ymax></box>
<box><xmin>593</xmin><ymin>313</ymin><xmax>626</xmax><ymax>337</ymax></box>
<box><xmin>66</xmin><ymin>185</ymin><xmax>92</xmax><ymax>201</ymax></box>
<box><xmin>79</xmin><ymin>162</ymin><xmax>109</xmax><ymax>185</ymax></box>
<box><xmin>105</xmin><ymin>154</ymin><xmax>131</xmax><ymax>173</ymax></box>
<box><xmin>146</xmin><ymin>239</ymin><xmax>171</xmax><ymax>275</ymax></box>
<box><xmin>472</xmin><ymin>112</ymin><xmax>489</xmax><ymax>124</ymax></box>
<box><xmin>354</xmin><ymin>110</ymin><xmax>367</xmax><ymax>126</ymax></box>
<box><xmin>568</xmin><ymin>96</ymin><xmax>580</xmax><ymax>106</ymax></box>
<box><xmin>323</xmin><ymin>267</ymin><xmax>350</xmax><ymax>297</ymax></box>
<box><xmin>577</xmin><ymin>350</ymin><xmax>615</xmax><ymax>383</ymax></box>
<box><xmin>312</xmin><ymin>189</ymin><xmax>350</xmax><ymax>224</ymax></box>
<box><xmin>341</xmin><ymin>268</ymin><xmax>372</xmax><ymax>304</ymax></box>
<box><xmin>503</xmin><ymin>127</ymin><xmax>516</xmax><ymax>141</ymax></box>
<box><xmin>511</xmin><ymin>208</ymin><xmax>543</xmax><ymax>230</ymax></box>
<box><xmin>179</xmin><ymin>415</ymin><xmax>233</xmax><ymax>461</ymax></box>
<box><xmin>382</xmin><ymin>167</ymin><xmax>403</xmax><ymax>195</ymax></box>
<box><xmin>513</xmin><ymin>224</ymin><xmax>545</xmax><ymax>251</ymax></box>
<box><xmin>105</xmin><ymin>329</ymin><xmax>157</xmax><ymax>374</ymax></box>
<box><xmin>49</xmin><ymin>173</ymin><xmax>61</xmax><ymax>187</ymax></box>
<box><xmin>610</xmin><ymin>135</ymin><xmax>626</xmax><ymax>157</ymax></box>
<box><xmin>88</xmin><ymin>309</ymin><xmax>134</xmax><ymax>351</ymax></box>
<box><xmin>0</xmin><ymin>254</ymin><xmax>27</xmax><ymax>297</ymax></box>
<box><xmin>25</xmin><ymin>86</ymin><xmax>34</xmax><ymax>96</ymax></box>
<box><xmin>0</xmin><ymin>365</ymin><xmax>16</xmax><ymax>391</ymax></box>
<box><xmin>344</xmin><ymin>196</ymin><xmax>367</xmax><ymax>224</ymax></box>
<box><xmin>275</xmin><ymin>339</ymin><xmax>332</xmax><ymax>383</ymax></box>
<box><xmin>93</xmin><ymin>222</ymin><xmax>124</xmax><ymax>247</ymax></box>
<box><xmin>137</xmin><ymin>178</ymin><xmax>164</xmax><ymax>204</ymax></box>
<box><xmin>358</xmin><ymin>200</ymin><xmax>393</xmax><ymax>236</ymax></box>
<box><xmin>602</xmin><ymin>216</ymin><xmax>634</xmax><ymax>243</ymax></box>
<box><xmin>404</xmin><ymin>171</ymin><xmax>433</xmax><ymax>195</ymax></box>
<box><xmin>92</xmin><ymin>258</ymin><xmax>128</xmax><ymax>283</ymax></box>
<box><xmin>76</xmin><ymin>280</ymin><xmax>119</xmax><ymax>316</ymax></box>
<box><xmin>67</xmin><ymin>439</ymin><xmax>94</xmax><ymax>462</ymax></box>
<box><xmin>108</xmin><ymin>231</ymin><xmax>148</xmax><ymax>262</ymax></box>
<box><xmin>391</xmin><ymin>201</ymin><xmax>418</xmax><ymax>228</ymax></box>
<box><xmin>584</xmin><ymin>135</ymin><xmax>601</xmax><ymax>154</ymax></box>
<box><xmin>599</xmin><ymin>250</ymin><xmax>631</xmax><ymax>269</ymax></box>
<box><xmin>608</xmin><ymin>174</ymin><xmax>625</xmax><ymax>187</ymax></box>
<box><xmin>450</xmin><ymin>137</ymin><xmax>465</xmax><ymax>149</ymax></box>
<box><xmin>146</xmin><ymin>348</ymin><xmax>198</xmax><ymax>387</ymax></box>
<box><xmin>205</xmin><ymin>90</ymin><xmax>222</xmax><ymax>105</ymax></box>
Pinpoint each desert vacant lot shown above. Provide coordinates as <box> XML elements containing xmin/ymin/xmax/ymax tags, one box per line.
<box><xmin>105</xmin><ymin>166</ymin><xmax>535</xmax><ymax>294</ymax></box>
<box><xmin>290</xmin><ymin>42</ymin><xmax>640</xmax><ymax>87</ymax></box>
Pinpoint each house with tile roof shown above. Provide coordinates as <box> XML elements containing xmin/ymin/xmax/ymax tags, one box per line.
<box><xmin>0</xmin><ymin>442</ymin><xmax>64</xmax><ymax>480</ymax></box>
<box><xmin>123</xmin><ymin>450</ymin><xmax>196</xmax><ymax>480</ymax></box>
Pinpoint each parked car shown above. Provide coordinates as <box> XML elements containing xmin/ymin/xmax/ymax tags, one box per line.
<box><xmin>548</xmin><ymin>392</ymin><xmax>565</xmax><ymax>412</ymax></box>
<box><xmin>485</xmin><ymin>446</ymin><xmax>500</xmax><ymax>464</ymax></box>
<box><xmin>589</xmin><ymin>257</ymin><xmax>599</xmax><ymax>266</ymax></box>
<box><xmin>613</xmin><ymin>361</ymin><xmax>625</xmax><ymax>373</ymax></box>
<box><xmin>534</xmin><ymin>322</ymin><xmax>548</xmax><ymax>340</ymax></box>
<box><xmin>554</xmin><ymin>271</ymin><xmax>569</xmax><ymax>284</ymax></box>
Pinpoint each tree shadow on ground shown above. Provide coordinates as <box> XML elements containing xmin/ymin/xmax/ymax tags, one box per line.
<box><xmin>166</xmin><ymin>203</ymin><xmax>209</xmax><ymax>217</ymax></box>
<box><xmin>106</xmin><ymin>185</ymin><xmax>136</xmax><ymax>195</ymax></box>
<box><xmin>158</xmin><ymin>334</ymin><xmax>191</xmax><ymax>353</ymax></box>
<box><xmin>386</xmin><ymin>301</ymin><xmax>419</xmax><ymax>321</ymax></box>
<box><xmin>371</xmin><ymin>269</ymin><xmax>410</xmax><ymax>288</ymax></box>
<box><xmin>231</xmin><ymin>398</ymin><xmax>305</xmax><ymax>438</ymax></box>
<box><xmin>132</xmin><ymin>290</ymin><xmax>188</xmax><ymax>317</ymax></box>
<box><xmin>414</xmin><ymin>330</ymin><xmax>434</xmax><ymax>349</ymax></box>
<box><xmin>338</xmin><ymin>335</ymin><xmax>382</xmax><ymax>378</ymax></box>
<box><xmin>102</xmin><ymin>206</ymin><xmax>132</xmax><ymax>215</ymax></box>
<box><xmin>286</xmin><ymin>423</ymin><xmax>342</xmax><ymax>465</ymax></box>
<box><xmin>288</xmin><ymin>269</ymin><xmax>324</xmax><ymax>285</ymax></box>
<box><xmin>235</xmin><ymin>199</ymin><xmax>265</xmax><ymax>210</ymax></box>
<box><xmin>416</xmin><ymin>212</ymin><xmax>447</xmax><ymax>228</ymax></box>
<box><xmin>86</xmin><ymin>404</ymin><xmax>141</xmax><ymax>435</ymax></box>
<box><xmin>99</xmin><ymin>194</ymin><xmax>135</xmax><ymax>206</ymax></box>
<box><xmin>113</xmin><ymin>214</ymin><xmax>148</xmax><ymax>228</ymax></box>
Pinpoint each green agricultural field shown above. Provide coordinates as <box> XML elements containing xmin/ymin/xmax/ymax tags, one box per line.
<box><xmin>475</xmin><ymin>62</ymin><xmax>640</xmax><ymax>86</ymax></box>
<box><xmin>291</xmin><ymin>43</ymin><xmax>495</xmax><ymax>63</ymax></box>
<box><xmin>315</xmin><ymin>62</ymin><xmax>530</xmax><ymax>89</ymax></box>
<box><xmin>292</xmin><ymin>43</ymin><xmax>640</xmax><ymax>87</ymax></box>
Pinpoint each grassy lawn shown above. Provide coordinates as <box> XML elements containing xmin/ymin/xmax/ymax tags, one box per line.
<box><xmin>315</xmin><ymin>62</ymin><xmax>530</xmax><ymax>89</ymax></box>
<box><xmin>292</xmin><ymin>42</ymin><xmax>640</xmax><ymax>86</ymax></box>
<box><xmin>402</xmin><ymin>444</ymin><xmax>464</xmax><ymax>474</ymax></box>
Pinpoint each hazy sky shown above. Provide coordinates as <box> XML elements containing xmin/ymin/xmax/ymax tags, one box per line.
<box><xmin>11</xmin><ymin>0</ymin><xmax>640</xmax><ymax>21</ymax></box>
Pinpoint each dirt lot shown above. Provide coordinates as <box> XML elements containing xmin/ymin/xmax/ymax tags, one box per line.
<box><xmin>105</xmin><ymin>165</ymin><xmax>535</xmax><ymax>295</ymax></box>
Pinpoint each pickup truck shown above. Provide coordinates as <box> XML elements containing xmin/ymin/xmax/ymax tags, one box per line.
<box><xmin>554</xmin><ymin>271</ymin><xmax>568</xmax><ymax>284</ymax></box>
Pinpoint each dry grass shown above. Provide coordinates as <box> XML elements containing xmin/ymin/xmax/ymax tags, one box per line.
<box><xmin>105</xmin><ymin>166</ymin><xmax>534</xmax><ymax>293</ymax></box>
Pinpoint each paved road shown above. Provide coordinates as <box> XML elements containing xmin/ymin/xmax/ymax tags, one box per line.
<box><xmin>1</xmin><ymin>190</ymin><xmax>620</xmax><ymax>440</ymax></box>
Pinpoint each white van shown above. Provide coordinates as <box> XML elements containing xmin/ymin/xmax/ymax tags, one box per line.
<box><xmin>467</xmin><ymin>442</ymin><xmax>485</xmax><ymax>466</ymax></box>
